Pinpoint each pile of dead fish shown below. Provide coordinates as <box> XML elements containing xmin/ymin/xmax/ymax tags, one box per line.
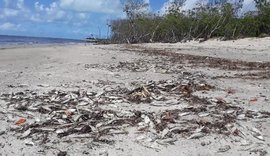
<box><xmin>1</xmin><ymin>90</ymin><xmax>141</xmax><ymax>140</ymax></box>
<box><xmin>85</xmin><ymin>58</ymin><xmax>184</xmax><ymax>74</ymax></box>
<box><xmin>0</xmin><ymin>77</ymin><xmax>269</xmax><ymax>147</ymax></box>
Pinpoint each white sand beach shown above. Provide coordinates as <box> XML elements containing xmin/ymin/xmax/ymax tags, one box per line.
<box><xmin>0</xmin><ymin>38</ymin><xmax>270</xmax><ymax>156</ymax></box>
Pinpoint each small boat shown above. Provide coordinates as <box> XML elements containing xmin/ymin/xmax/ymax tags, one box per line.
<box><xmin>85</xmin><ymin>37</ymin><xmax>99</xmax><ymax>43</ymax></box>
<box><xmin>85</xmin><ymin>37</ymin><xmax>109</xmax><ymax>44</ymax></box>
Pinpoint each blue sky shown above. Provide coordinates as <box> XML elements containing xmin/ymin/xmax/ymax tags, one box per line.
<box><xmin>0</xmin><ymin>0</ymin><xmax>255</xmax><ymax>39</ymax></box>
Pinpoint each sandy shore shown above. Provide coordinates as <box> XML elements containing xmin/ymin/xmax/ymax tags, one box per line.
<box><xmin>139</xmin><ymin>37</ymin><xmax>270</xmax><ymax>62</ymax></box>
<box><xmin>0</xmin><ymin>38</ymin><xmax>270</xmax><ymax>156</ymax></box>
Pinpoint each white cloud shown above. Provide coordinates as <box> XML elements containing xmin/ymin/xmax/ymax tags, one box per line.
<box><xmin>241</xmin><ymin>0</ymin><xmax>257</xmax><ymax>14</ymax></box>
<box><xmin>32</xmin><ymin>1</ymin><xmax>94</xmax><ymax>26</ymax></box>
<box><xmin>160</xmin><ymin>0</ymin><xmax>196</xmax><ymax>14</ymax></box>
<box><xmin>1</xmin><ymin>0</ymin><xmax>122</xmax><ymax>25</ymax></box>
<box><xmin>160</xmin><ymin>0</ymin><xmax>173</xmax><ymax>14</ymax></box>
<box><xmin>0</xmin><ymin>0</ymin><xmax>29</xmax><ymax>19</ymax></box>
<box><xmin>59</xmin><ymin>0</ymin><xmax>122</xmax><ymax>14</ymax></box>
<box><xmin>16</xmin><ymin>0</ymin><xmax>24</xmax><ymax>9</ymax></box>
<box><xmin>141</xmin><ymin>0</ymin><xmax>152</xmax><ymax>13</ymax></box>
<box><xmin>0</xmin><ymin>8</ymin><xmax>19</xmax><ymax>18</ymax></box>
<box><xmin>0</xmin><ymin>22</ymin><xmax>20</xmax><ymax>30</ymax></box>
<box><xmin>34</xmin><ymin>2</ymin><xmax>45</xmax><ymax>11</ymax></box>
<box><xmin>77</xmin><ymin>13</ymin><xmax>88</xmax><ymax>19</ymax></box>
<box><xmin>160</xmin><ymin>0</ymin><xmax>255</xmax><ymax>14</ymax></box>
<box><xmin>160</xmin><ymin>0</ymin><xmax>195</xmax><ymax>14</ymax></box>
<box><xmin>2</xmin><ymin>0</ymin><xmax>25</xmax><ymax>9</ymax></box>
<box><xmin>182</xmin><ymin>0</ymin><xmax>206</xmax><ymax>10</ymax></box>
<box><xmin>32</xmin><ymin>2</ymin><xmax>68</xmax><ymax>22</ymax></box>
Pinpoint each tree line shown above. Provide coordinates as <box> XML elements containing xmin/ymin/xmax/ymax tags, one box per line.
<box><xmin>109</xmin><ymin>0</ymin><xmax>270</xmax><ymax>43</ymax></box>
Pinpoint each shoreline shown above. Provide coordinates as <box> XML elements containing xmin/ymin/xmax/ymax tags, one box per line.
<box><xmin>1</xmin><ymin>36</ymin><xmax>269</xmax><ymax>59</ymax></box>
<box><xmin>0</xmin><ymin>42</ymin><xmax>89</xmax><ymax>50</ymax></box>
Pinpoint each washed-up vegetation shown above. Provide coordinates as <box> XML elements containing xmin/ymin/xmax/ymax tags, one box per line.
<box><xmin>110</xmin><ymin>0</ymin><xmax>270</xmax><ymax>43</ymax></box>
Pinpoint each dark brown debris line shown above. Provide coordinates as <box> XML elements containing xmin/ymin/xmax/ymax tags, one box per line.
<box><xmin>121</xmin><ymin>46</ymin><xmax>270</xmax><ymax>71</ymax></box>
<box><xmin>213</xmin><ymin>71</ymin><xmax>270</xmax><ymax>80</ymax></box>
<box><xmin>85</xmin><ymin>57</ymin><xmax>184</xmax><ymax>74</ymax></box>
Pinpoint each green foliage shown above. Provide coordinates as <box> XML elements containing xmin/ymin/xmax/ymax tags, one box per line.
<box><xmin>258</xmin><ymin>5</ymin><xmax>270</xmax><ymax>34</ymax></box>
<box><xmin>110</xmin><ymin>1</ymin><xmax>270</xmax><ymax>43</ymax></box>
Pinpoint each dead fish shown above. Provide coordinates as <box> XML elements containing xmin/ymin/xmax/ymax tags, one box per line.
<box><xmin>156</xmin><ymin>138</ymin><xmax>177</xmax><ymax>145</ymax></box>
<box><xmin>188</xmin><ymin>132</ymin><xmax>205</xmax><ymax>139</ymax></box>
<box><xmin>218</xmin><ymin>145</ymin><xmax>231</xmax><ymax>152</ymax></box>
<box><xmin>57</xmin><ymin>151</ymin><xmax>67</xmax><ymax>156</ymax></box>
<box><xmin>73</xmin><ymin>114</ymin><xmax>84</xmax><ymax>122</ymax></box>
<box><xmin>161</xmin><ymin>128</ymin><xmax>170</xmax><ymax>138</ymax></box>
<box><xmin>18</xmin><ymin>84</ymin><xmax>29</xmax><ymax>88</ymax></box>
<box><xmin>0</xmin><ymin>130</ymin><xmax>5</xmax><ymax>136</ymax></box>
<box><xmin>86</xmin><ymin>92</ymin><xmax>96</xmax><ymax>96</ymax></box>
<box><xmin>226</xmin><ymin>109</ymin><xmax>235</xmax><ymax>114</ymax></box>
<box><xmin>108</xmin><ymin>129</ymin><xmax>128</xmax><ymax>135</ymax></box>
<box><xmin>80</xmin><ymin>125</ymin><xmax>92</xmax><ymax>133</ymax></box>
<box><xmin>198</xmin><ymin>112</ymin><xmax>210</xmax><ymax>117</ymax></box>
<box><xmin>24</xmin><ymin>140</ymin><xmax>35</xmax><ymax>146</ymax></box>
<box><xmin>95</xmin><ymin>91</ymin><xmax>104</xmax><ymax>98</ymax></box>
<box><xmin>21</xmin><ymin>129</ymin><xmax>32</xmax><ymax>138</ymax></box>
<box><xmin>250</xmin><ymin>127</ymin><xmax>265</xmax><ymax>141</ymax></box>
<box><xmin>80</xmin><ymin>97</ymin><xmax>91</xmax><ymax>102</ymax></box>
<box><xmin>254</xmin><ymin>135</ymin><xmax>264</xmax><ymax>141</ymax></box>
<box><xmin>56</xmin><ymin>129</ymin><xmax>65</xmax><ymax>134</ymax></box>
<box><xmin>34</xmin><ymin>127</ymin><xmax>55</xmax><ymax>132</ymax></box>
<box><xmin>61</xmin><ymin>98</ymin><xmax>71</xmax><ymax>104</ymax></box>
<box><xmin>240</xmin><ymin>139</ymin><xmax>252</xmax><ymax>146</ymax></box>
<box><xmin>38</xmin><ymin>84</ymin><xmax>50</xmax><ymax>88</ymax></box>
<box><xmin>179</xmin><ymin>112</ymin><xmax>191</xmax><ymax>117</ymax></box>
<box><xmin>143</xmin><ymin>115</ymin><xmax>151</xmax><ymax>124</ymax></box>
<box><xmin>237</xmin><ymin>114</ymin><xmax>246</xmax><ymax>120</ymax></box>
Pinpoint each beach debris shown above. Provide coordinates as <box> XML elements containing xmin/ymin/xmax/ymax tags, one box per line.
<box><xmin>57</xmin><ymin>151</ymin><xmax>68</xmax><ymax>156</ymax></box>
<box><xmin>7</xmin><ymin>84</ymin><xmax>29</xmax><ymax>88</ymax></box>
<box><xmin>188</xmin><ymin>132</ymin><xmax>205</xmax><ymax>139</ymax></box>
<box><xmin>218</xmin><ymin>145</ymin><xmax>231</xmax><ymax>152</ymax></box>
<box><xmin>250</xmin><ymin>127</ymin><xmax>264</xmax><ymax>141</ymax></box>
<box><xmin>226</xmin><ymin>88</ymin><xmax>236</xmax><ymax>95</ymax></box>
<box><xmin>237</xmin><ymin>114</ymin><xmax>246</xmax><ymax>120</ymax></box>
<box><xmin>201</xmin><ymin>141</ymin><xmax>211</xmax><ymax>146</ymax></box>
<box><xmin>156</xmin><ymin>138</ymin><xmax>177</xmax><ymax>145</ymax></box>
<box><xmin>15</xmin><ymin>118</ymin><xmax>26</xmax><ymax>125</ymax></box>
<box><xmin>240</xmin><ymin>139</ymin><xmax>252</xmax><ymax>146</ymax></box>
<box><xmin>0</xmin><ymin>73</ymin><xmax>269</xmax><ymax>150</ymax></box>
<box><xmin>38</xmin><ymin>84</ymin><xmax>50</xmax><ymax>88</ymax></box>
<box><xmin>250</xmin><ymin>149</ymin><xmax>268</xmax><ymax>156</ymax></box>
<box><xmin>128</xmin><ymin>86</ymin><xmax>151</xmax><ymax>103</ymax></box>
<box><xmin>249</xmin><ymin>97</ymin><xmax>258</xmax><ymax>103</ymax></box>
<box><xmin>24</xmin><ymin>139</ymin><xmax>35</xmax><ymax>146</ymax></box>
<box><xmin>84</xmin><ymin>57</ymin><xmax>185</xmax><ymax>74</ymax></box>
<box><xmin>99</xmin><ymin>151</ymin><xmax>108</xmax><ymax>156</ymax></box>
<box><xmin>21</xmin><ymin>129</ymin><xmax>32</xmax><ymax>138</ymax></box>
<box><xmin>0</xmin><ymin>130</ymin><xmax>5</xmax><ymax>136</ymax></box>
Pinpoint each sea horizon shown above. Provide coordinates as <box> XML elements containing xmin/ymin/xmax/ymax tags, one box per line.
<box><xmin>0</xmin><ymin>34</ymin><xmax>85</xmax><ymax>48</ymax></box>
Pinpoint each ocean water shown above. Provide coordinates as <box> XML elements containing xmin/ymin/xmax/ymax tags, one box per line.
<box><xmin>0</xmin><ymin>35</ymin><xmax>85</xmax><ymax>48</ymax></box>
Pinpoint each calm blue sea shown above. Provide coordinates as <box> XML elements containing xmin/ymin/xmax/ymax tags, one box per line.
<box><xmin>0</xmin><ymin>35</ymin><xmax>85</xmax><ymax>48</ymax></box>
